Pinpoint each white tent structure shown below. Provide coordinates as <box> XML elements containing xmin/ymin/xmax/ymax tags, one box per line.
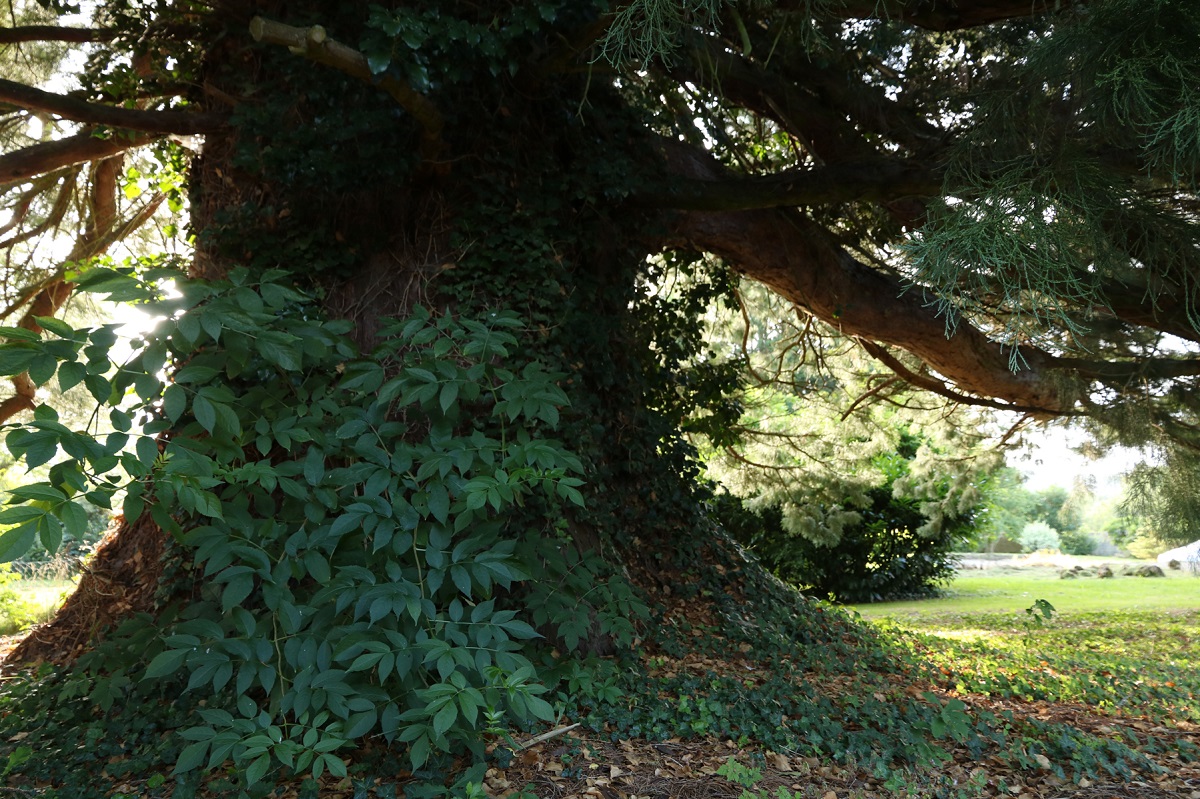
<box><xmin>1157</xmin><ymin>540</ymin><xmax>1200</xmax><ymax>573</ymax></box>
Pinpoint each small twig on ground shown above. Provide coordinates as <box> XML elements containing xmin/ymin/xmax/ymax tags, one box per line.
<box><xmin>515</xmin><ymin>722</ymin><xmax>581</xmax><ymax>750</ymax></box>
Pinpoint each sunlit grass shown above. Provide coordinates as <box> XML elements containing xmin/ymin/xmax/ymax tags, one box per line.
<box><xmin>0</xmin><ymin>578</ymin><xmax>74</xmax><ymax>636</ymax></box>
<box><xmin>851</xmin><ymin>562</ymin><xmax>1200</xmax><ymax>618</ymax></box>
<box><xmin>849</xmin><ymin>561</ymin><xmax>1200</xmax><ymax>725</ymax></box>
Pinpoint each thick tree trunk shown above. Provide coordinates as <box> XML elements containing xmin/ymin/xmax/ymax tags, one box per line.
<box><xmin>3</xmin><ymin>2</ymin><xmax>695</xmax><ymax>668</ymax></box>
<box><xmin>7</xmin><ymin>513</ymin><xmax>164</xmax><ymax>666</ymax></box>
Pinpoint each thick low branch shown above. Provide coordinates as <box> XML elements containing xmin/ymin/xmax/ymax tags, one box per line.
<box><xmin>635</xmin><ymin>159</ymin><xmax>940</xmax><ymax>211</ymax></box>
<box><xmin>856</xmin><ymin>339</ymin><xmax>1060</xmax><ymax>414</ymax></box>
<box><xmin>249</xmin><ymin>16</ymin><xmax>444</xmax><ymax>159</ymax></box>
<box><xmin>0</xmin><ymin>168</ymin><xmax>76</xmax><ymax>250</ymax></box>
<box><xmin>669</xmin><ymin>205</ymin><xmax>1069</xmax><ymax>413</ymax></box>
<box><xmin>0</xmin><ymin>79</ymin><xmax>225</xmax><ymax>134</ymax></box>
<box><xmin>801</xmin><ymin>0</ymin><xmax>1075</xmax><ymax>31</ymax></box>
<box><xmin>0</xmin><ymin>26</ymin><xmax>115</xmax><ymax>45</ymax></box>
<box><xmin>672</xmin><ymin>42</ymin><xmax>877</xmax><ymax>166</ymax></box>
<box><xmin>1060</xmin><ymin>356</ymin><xmax>1200</xmax><ymax>383</ymax></box>
<box><xmin>0</xmin><ymin>131</ymin><xmax>155</xmax><ymax>187</ymax></box>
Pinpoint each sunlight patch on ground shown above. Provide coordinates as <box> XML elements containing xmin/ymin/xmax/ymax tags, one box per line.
<box><xmin>923</xmin><ymin>628</ymin><xmax>999</xmax><ymax>643</ymax></box>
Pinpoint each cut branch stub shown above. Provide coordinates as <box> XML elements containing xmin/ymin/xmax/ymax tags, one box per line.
<box><xmin>249</xmin><ymin>16</ymin><xmax>444</xmax><ymax>162</ymax></box>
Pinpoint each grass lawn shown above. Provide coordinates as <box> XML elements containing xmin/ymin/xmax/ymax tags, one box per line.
<box><xmin>850</xmin><ymin>555</ymin><xmax>1200</xmax><ymax>618</ymax></box>
<box><xmin>844</xmin><ymin>555</ymin><xmax>1200</xmax><ymax>728</ymax></box>
<box><xmin>0</xmin><ymin>578</ymin><xmax>75</xmax><ymax>636</ymax></box>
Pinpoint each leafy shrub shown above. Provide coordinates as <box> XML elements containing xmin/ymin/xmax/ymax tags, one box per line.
<box><xmin>1019</xmin><ymin>521</ymin><xmax>1062</xmax><ymax>553</ymax></box>
<box><xmin>1058</xmin><ymin>527</ymin><xmax>1095</xmax><ymax>556</ymax></box>
<box><xmin>716</xmin><ymin>487</ymin><xmax>969</xmax><ymax>603</ymax></box>
<box><xmin>0</xmin><ymin>270</ymin><xmax>627</xmax><ymax>790</ymax></box>
<box><xmin>0</xmin><ymin>566</ymin><xmax>41</xmax><ymax>635</ymax></box>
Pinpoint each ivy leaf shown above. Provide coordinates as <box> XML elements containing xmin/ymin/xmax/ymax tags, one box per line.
<box><xmin>365</xmin><ymin>47</ymin><xmax>392</xmax><ymax>75</ymax></box>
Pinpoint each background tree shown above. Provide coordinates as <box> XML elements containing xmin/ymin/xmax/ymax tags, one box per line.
<box><xmin>0</xmin><ymin>0</ymin><xmax>1198</xmax><ymax>791</ymax></box>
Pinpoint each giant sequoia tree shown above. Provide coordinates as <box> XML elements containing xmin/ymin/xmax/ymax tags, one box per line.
<box><xmin>1</xmin><ymin>0</ymin><xmax>1199</xmax><ymax>791</ymax></box>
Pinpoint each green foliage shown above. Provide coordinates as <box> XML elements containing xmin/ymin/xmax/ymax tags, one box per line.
<box><xmin>598</xmin><ymin>0</ymin><xmax>723</xmax><ymax>64</ymax></box>
<box><xmin>361</xmin><ymin>3</ymin><xmax>577</xmax><ymax>89</ymax></box>
<box><xmin>1023</xmin><ymin>598</ymin><xmax>1057</xmax><ymax>642</ymax></box>
<box><xmin>878</xmin><ymin>606</ymin><xmax>1200</xmax><ymax>730</ymax></box>
<box><xmin>716</xmin><ymin>434</ymin><xmax>978</xmax><ymax>602</ymax></box>
<box><xmin>718</xmin><ymin>488</ymin><xmax>969</xmax><ymax>603</ymax></box>
<box><xmin>0</xmin><ymin>565</ymin><xmax>41</xmax><ymax>634</ymax></box>
<box><xmin>0</xmin><ymin>266</ymin><xmax>608</xmax><ymax>790</ymax></box>
<box><xmin>1019</xmin><ymin>522</ymin><xmax>1062</xmax><ymax>553</ymax></box>
<box><xmin>907</xmin><ymin>0</ymin><xmax>1200</xmax><ymax>360</ymax></box>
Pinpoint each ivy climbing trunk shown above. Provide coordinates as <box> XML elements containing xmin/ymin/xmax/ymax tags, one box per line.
<box><xmin>6</xmin><ymin>2</ymin><xmax>720</xmax><ymax>675</ymax></box>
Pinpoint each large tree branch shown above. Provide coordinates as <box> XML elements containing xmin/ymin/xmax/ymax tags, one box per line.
<box><xmin>855</xmin><ymin>338</ymin><xmax>1060</xmax><ymax>414</ymax></box>
<box><xmin>635</xmin><ymin>159</ymin><xmax>941</xmax><ymax>211</ymax></box>
<box><xmin>1060</xmin><ymin>356</ymin><xmax>1200</xmax><ymax>383</ymax></box>
<box><xmin>668</xmin><ymin>205</ymin><xmax>1070</xmax><ymax>413</ymax></box>
<box><xmin>0</xmin><ymin>131</ymin><xmax>155</xmax><ymax>187</ymax></box>
<box><xmin>249</xmin><ymin>16</ymin><xmax>444</xmax><ymax>161</ymax></box>
<box><xmin>0</xmin><ymin>79</ymin><xmax>225</xmax><ymax>134</ymax></box>
<box><xmin>0</xmin><ymin>26</ymin><xmax>115</xmax><ymax>45</ymax></box>
<box><xmin>672</xmin><ymin>43</ymin><xmax>870</xmax><ymax>166</ymax></box>
<box><xmin>809</xmin><ymin>0</ymin><xmax>1076</xmax><ymax>31</ymax></box>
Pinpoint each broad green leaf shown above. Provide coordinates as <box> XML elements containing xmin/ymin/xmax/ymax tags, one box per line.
<box><xmin>173</xmin><ymin>741</ymin><xmax>209</xmax><ymax>775</ymax></box>
<box><xmin>432</xmin><ymin>702</ymin><xmax>457</xmax><ymax>737</ymax></box>
<box><xmin>174</xmin><ymin>365</ymin><xmax>219</xmax><ymax>384</ymax></box>
<box><xmin>0</xmin><ymin>346</ymin><xmax>37</xmax><ymax>375</ymax></box>
<box><xmin>162</xmin><ymin>383</ymin><xmax>186</xmax><ymax>422</ymax></box>
<box><xmin>0</xmin><ymin>522</ymin><xmax>37</xmax><ymax>563</ymax></box>
<box><xmin>144</xmin><ymin>647</ymin><xmax>188</xmax><ymax>679</ymax></box>
<box><xmin>0</xmin><ymin>327</ymin><xmax>41</xmax><ymax>342</ymax></box>
<box><xmin>57</xmin><ymin>501</ymin><xmax>89</xmax><ymax>538</ymax></box>
<box><xmin>9</xmin><ymin>483</ymin><xmax>65</xmax><ymax>503</ymax></box>
<box><xmin>57</xmin><ymin>360</ymin><xmax>85</xmax><ymax>392</ymax></box>
<box><xmin>244</xmin><ymin>753</ymin><xmax>271</xmax><ymax>786</ymax></box>
<box><xmin>27</xmin><ymin>353</ymin><xmax>57</xmax><ymax>386</ymax></box>
<box><xmin>192</xmin><ymin>394</ymin><xmax>217</xmax><ymax>433</ymax></box>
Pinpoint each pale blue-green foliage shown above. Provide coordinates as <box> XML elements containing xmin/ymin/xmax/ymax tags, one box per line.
<box><xmin>1019</xmin><ymin>521</ymin><xmax>1062</xmax><ymax>553</ymax></box>
<box><xmin>0</xmin><ymin>264</ymin><xmax>591</xmax><ymax>789</ymax></box>
<box><xmin>599</xmin><ymin>0</ymin><xmax>724</xmax><ymax>63</ymax></box>
<box><xmin>1046</xmin><ymin>0</ymin><xmax>1200</xmax><ymax>180</ymax></box>
<box><xmin>907</xmin><ymin>0</ymin><xmax>1200</xmax><ymax>363</ymax></box>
